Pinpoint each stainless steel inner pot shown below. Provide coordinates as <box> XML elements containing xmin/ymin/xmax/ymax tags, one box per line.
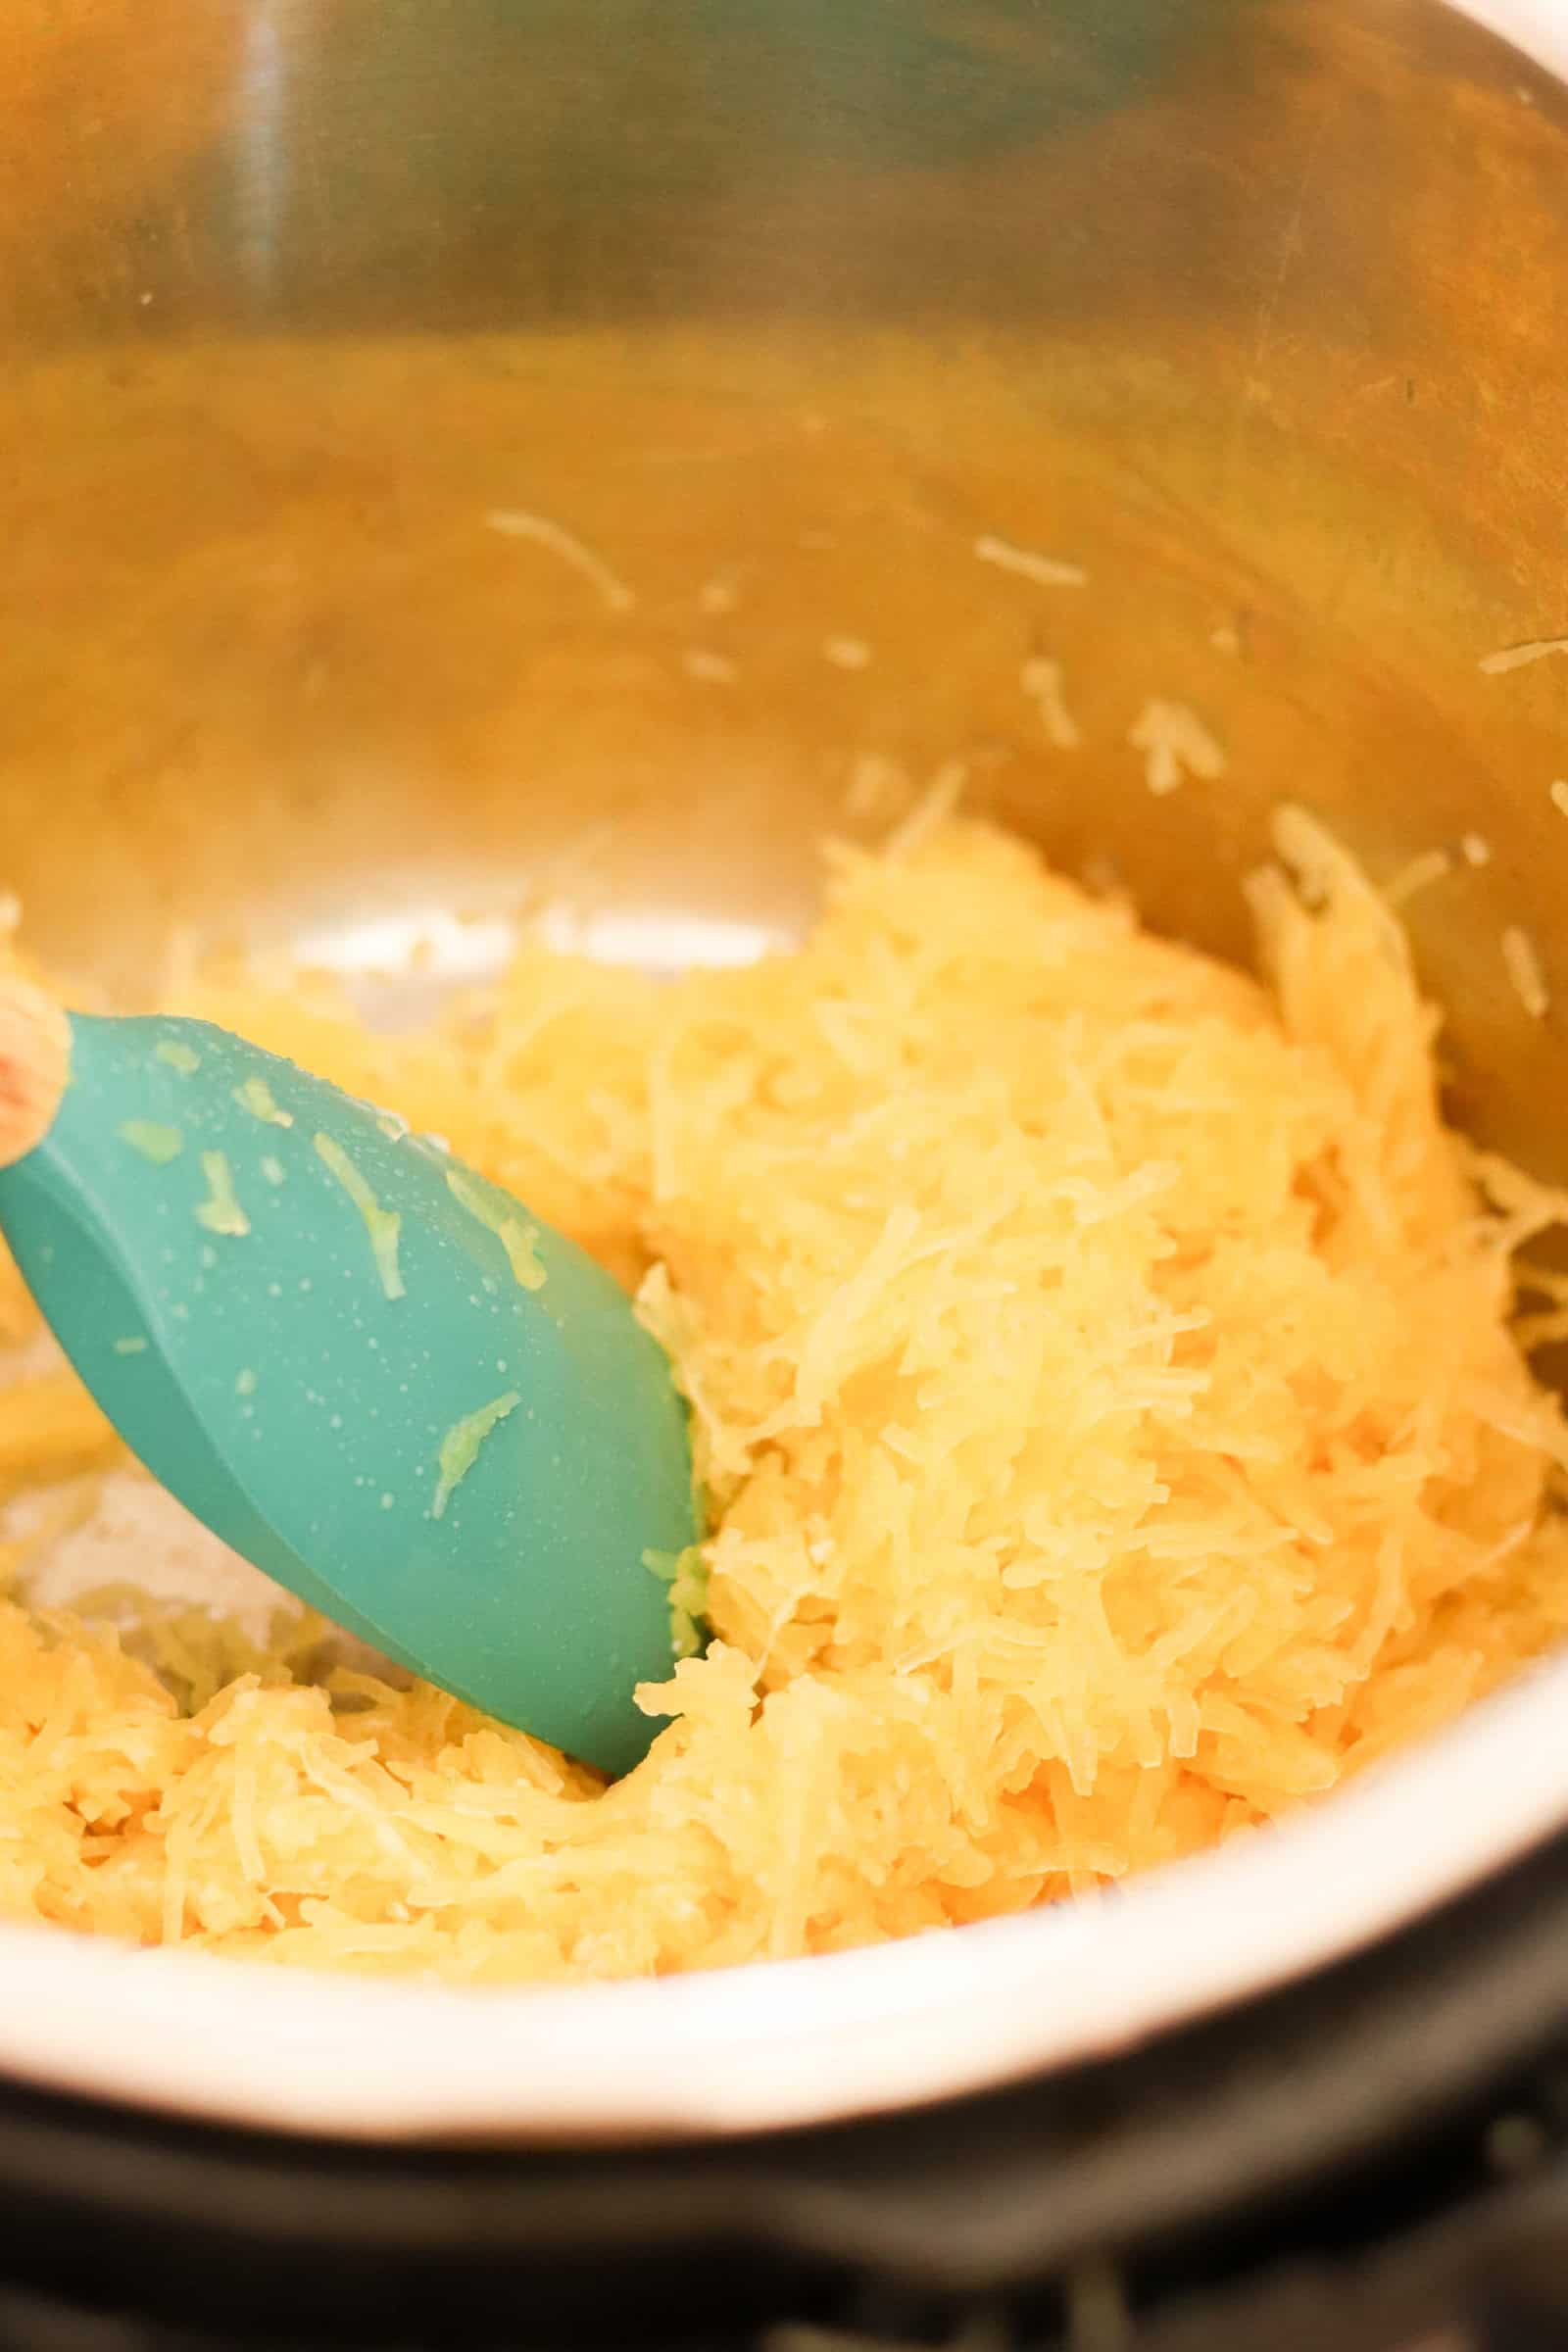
<box><xmin>0</xmin><ymin>0</ymin><xmax>1565</xmax><ymax>2144</ymax></box>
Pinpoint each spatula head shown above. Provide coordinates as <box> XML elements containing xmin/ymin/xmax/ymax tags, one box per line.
<box><xmin>0</xmin><ymin>1012</ymin><xmax>703</xmax><ymax>1776</ymax></box>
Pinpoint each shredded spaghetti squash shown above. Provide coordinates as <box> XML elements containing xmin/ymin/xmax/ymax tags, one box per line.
<box><xmin>2</xmin><ymin>808</ymin><xmax>1567</xmax><ymax>1982</ymax></box>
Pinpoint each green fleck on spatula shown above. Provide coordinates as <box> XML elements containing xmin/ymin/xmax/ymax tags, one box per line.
<box><xmin>0</xmin><ymin>979</ymin><xmax>704</xmax><ymax>1777</ymax></box>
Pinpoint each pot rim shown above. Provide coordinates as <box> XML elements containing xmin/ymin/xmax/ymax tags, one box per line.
<box><xmin>1450</xmin><ymin>0</ymin><xmax>1568</xmax><ymax>77</ymax></box>
<box><xmin>2</xmin><ymin>1642</ymin><xmax>1566</xmax><ymax>2144</ymax></box>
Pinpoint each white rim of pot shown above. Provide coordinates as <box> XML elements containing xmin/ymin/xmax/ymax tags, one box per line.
<box><xmin>0</xmin><ymin>1643</ymin><xmax>1564</xmax><ymax>2143</ymax></box>
<box><xmin>1450</xmin><ymin>0</ymin><xmax>1568</xmax><ymax>79</ymax></box>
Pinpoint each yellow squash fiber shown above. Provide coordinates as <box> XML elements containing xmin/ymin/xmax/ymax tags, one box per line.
<box><xmin>3</xmin><ymin>810</ymin><xmax>1568</xmax><ymax>1982</ymax></box>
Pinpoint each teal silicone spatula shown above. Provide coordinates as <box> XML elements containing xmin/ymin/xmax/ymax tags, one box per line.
<box><xmin>0</xmin><ymin>978</ymin><xmax>703</xmax><ymax>1776</ymax></box>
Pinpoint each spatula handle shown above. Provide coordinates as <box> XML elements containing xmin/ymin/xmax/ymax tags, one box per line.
<box><xmin>0</xmin><ymin>975</ymin><xmax>71</xmax><ymax>1169</ymax></box>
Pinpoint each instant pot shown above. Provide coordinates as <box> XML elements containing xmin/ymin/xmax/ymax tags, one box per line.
<box><xmin>3</xmin><ymin>2</ymin><xmax>1568</xmax><ymax>2343</ymax></box>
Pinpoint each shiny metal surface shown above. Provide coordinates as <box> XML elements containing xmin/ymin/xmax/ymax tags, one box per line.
<box><xmin>2</xmin><ymin>3</ymin><xmax>1564</xmax><ymax>1168</ymax></box>
<box><xmin>0</xmin><ymin>0</ymin><xmax>1566</xmax><ymax>2136</ymax></box>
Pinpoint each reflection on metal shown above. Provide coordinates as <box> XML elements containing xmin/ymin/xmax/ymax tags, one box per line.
<box><xmin>291</xmin><ymin>904</ymin><xmax>780</xmax><ymax>1031</ymax></box>
<box><xmin>533</xmin><ymin>906</ymin><xmax>786</xmax><ymax>973</ymax></box>
<box><xmin>289</xmin><ymin>910</ymin><xmax>521</xmax><ymax>1031</ymax></box>
<box><xmin>235</xmin><ymin>4</ymin><xmax>287</xmax><ymax>302</ymax></box>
